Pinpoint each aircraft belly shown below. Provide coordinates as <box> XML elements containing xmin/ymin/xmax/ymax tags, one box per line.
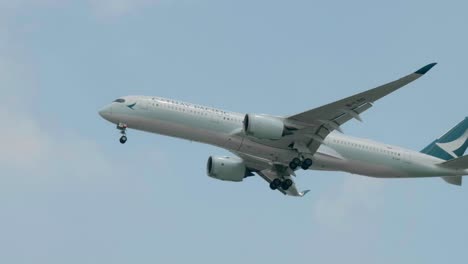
<box><xmin>124</xmin><ymin>114</ymin><xmax>229</xmax><ymax>146</ymax></box>
<box><xmin>223</xmin><ymin>135</ymin><xmax>244</xmax><ymax>151</ymax></box>
<box><xmin>311</xmin><ymin>151</ymin><xmax>406</xmax><ymax>177</ymax></box>
<box><xmin>113</xmin><ymin>108</ymin><xmax>458</xmax><ymax>179</ymax></box>
<box><xmin>236</xmin><ymin>138</ymin><xmax>296</xmax><ymax>164</ymax></box>
<box><xmin>343</xmin><ymin>161</ymin><xmax>406</xmax><ymax>178</ymax></box>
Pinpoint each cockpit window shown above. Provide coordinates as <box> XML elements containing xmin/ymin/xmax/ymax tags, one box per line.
<box><xmin>113</xmin><ymin>98</ymin><xmax>125</xmax><ymax>103</ymax></box>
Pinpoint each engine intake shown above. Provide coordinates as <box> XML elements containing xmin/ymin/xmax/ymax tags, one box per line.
<box><xmin>243</xmin><ymin>114</ymin><xmax>286</xmax><ymax>140</ymax></box>
<box><xmin>207</xmin><ymin>156</ymin><xmax>248</xmax><ymax>182</ymax></box>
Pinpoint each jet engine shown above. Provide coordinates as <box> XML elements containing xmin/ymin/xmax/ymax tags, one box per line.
<box><xmin>243</xmin><ymin>114</ymin><xmax>287</xmax><ymax>140</ymax></box>
<box><xmin>206</xmin><ymin>156</ymin><xmax>248</xmax><ymax>182</ymax></box>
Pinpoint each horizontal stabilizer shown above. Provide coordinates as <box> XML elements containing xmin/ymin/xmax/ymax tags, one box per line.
<box><xmin>439</xmin><ymin>155</ymin><xmax>468</xmax><ymax>170</ymax></box>
<box><xmin>442</xmin><ymin>176</ymin><xmax>462</xmax><ymax>186</ymax></box>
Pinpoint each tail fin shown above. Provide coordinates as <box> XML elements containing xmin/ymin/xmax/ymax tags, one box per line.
<box><xmin>421</xmin><ymin>117</ymin><xmax>468</xmax><ymax>161</ymax></box>
<box><xmin>422</xmin><ymin>118</ymin><xmax>468</xmax><ymax>186</ymax></box>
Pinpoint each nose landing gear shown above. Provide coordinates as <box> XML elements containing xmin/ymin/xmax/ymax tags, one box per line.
<box><xmin>117</xmin><ymin>123</ymin><xmax>128</xmax><ymax>144</ymax></box>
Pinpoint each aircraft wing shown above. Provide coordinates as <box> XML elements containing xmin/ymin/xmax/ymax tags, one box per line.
<box><xmin>285</xmin><ymin>63</ymin><xmax>437</xmax><ymax>155</ymax></box>
<box><xmin>231</xmin><ymin>63</ymin><xmax>437</xmax><ymax>197</ymax></box>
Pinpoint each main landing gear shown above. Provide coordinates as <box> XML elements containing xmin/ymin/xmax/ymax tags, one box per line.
<box><xmin>117</xmin><ymin>123</ymin><xmax>128</xmax><ymax>144</ymax></box>
<box><xmin>288</xmin><ymin>157</ymin><xmax>313</xmax><ymax>170</ymax></box>
<box><xmin>269</xmin><ymin>178</ymin><xmax>293</xmax><ymax>191</ymax></box>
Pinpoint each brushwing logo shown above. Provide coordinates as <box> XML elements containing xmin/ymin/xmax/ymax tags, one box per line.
<box><xmin>436</xmin><ymin>129</ymin><xmax>468</xmax><ymax>158</ymax></box>
<box><xmin>127</xmin><ymin>103</ymin><xmax>137</xmax><ymax>110</ymax></box>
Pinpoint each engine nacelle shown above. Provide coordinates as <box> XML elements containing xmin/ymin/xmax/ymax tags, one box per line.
<box><xmin>243</xmin><ymin>114</ymin><xmax>286</xmax><ymax>140</ymax></box>
<box><xmin>206</xmin><ymin>156</ymin><xmax>247</xmax><ymax>182</ymax></box>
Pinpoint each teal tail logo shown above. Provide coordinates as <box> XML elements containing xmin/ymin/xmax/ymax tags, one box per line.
<box><xmin>421</xmin><ymin>118</ymin><xmax>468</xmax><ymax>160</ymax></box>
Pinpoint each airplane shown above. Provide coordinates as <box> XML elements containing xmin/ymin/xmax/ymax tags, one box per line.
<box><xmin>99</xmin><ymin>62</ymin><xmax>468</xmax><ymax>197</ymax></box>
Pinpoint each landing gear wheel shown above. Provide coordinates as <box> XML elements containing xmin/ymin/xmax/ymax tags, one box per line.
<box><xmin>289</xmin><ymin>161</ymin><xmax>298</xmax><ymax>170</ymax></box>
<box><xmin>270</xmin><ymin>178</ymin><xmax>282</xmax><ymax>190</ymax></box>
<box><xmin>117</xmin><ymin>123</ymin><xmax>128</xmax><ymax>144</ymax></box>
<box><xmin>292</xmin><ymin>157</ymin><xmax>301</xmax><ymax>166</ymax></box>
<box><xmin>301</xmin><ymin>158</ymin><xmax>313</xmax><ymax>170</ymax></box>
<box><xmin>289</xmin><ymin>157</ymin><xmax>301</xmax><ymax>170</ymax></box>
<box><xmin>281</xmin><ymin>179</ymin><xmax>293</xmax><ymax>190</ymax></box>
<box><xmin>273</xmin><ymin>178</ymin><xmax>281</xmax><ymax>187</ymax></box>
<box><xmin>269</xmin><ymin>182</ymin><xmax>277</xmax><ymax>190</ymax></box>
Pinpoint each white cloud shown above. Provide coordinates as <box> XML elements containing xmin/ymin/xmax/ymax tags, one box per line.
<box><xmin>0</xmin><ymin>0</ymin><xmax>61</xmax><ymax>14</ymax></box>
<box><xmin>89</xmin><ymin>0</ymin><xmax>160</xmax><ymax>19</ymax></box>
<box><xmin>313</xmin><ymin>176</ymin><xmax>384</xmax><ymax>230</ymax></box>
<box><xmin>0</xmin><ymin>23</ymin><xmax>41</xmax><ymax>172</ymax></box>
<box><xmin>0</xmin><ymin>36</ymin><xmax>163</xmax><ymax>191</ymax></box>
<box><xmin>0</xmin><ymin>0</ymin><xmax>161</xmax><ymax>20</ymax></box>
<box><xmin>0</xmin><ymin>110</ymin><xmax>50</xmax><ymax>171</ymax></box>
<box><xmin>0</xmin><ymin>18</ymin><xmax>112</xmax><ymax>183</ymax></box>
<box><xmin>0</xmin><ymin>98</ymin><xmax>115</xmax><ymax>186</ymax></box>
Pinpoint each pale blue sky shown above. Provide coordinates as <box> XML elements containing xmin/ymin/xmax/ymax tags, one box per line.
<box><xmin>1</xmin><ymin>1</ymin><xmax>468</xmax><ymax>263</ymax></box>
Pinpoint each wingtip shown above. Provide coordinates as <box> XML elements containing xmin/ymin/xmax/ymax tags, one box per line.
<box><xmin>414</xmin><ymin>62</ymin><xmax>437</xmax><ymax>75</ymax></box>
<box><xmin>300</xmin><ymin>190</ymin><xmax>311</xmax><ymax>197</ymax></box>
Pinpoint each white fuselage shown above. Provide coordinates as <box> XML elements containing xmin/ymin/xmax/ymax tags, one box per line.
<box><xmin>99</xmin><ymin>96</ymin><xmax>467</xmax><ymax>179</ymax></box>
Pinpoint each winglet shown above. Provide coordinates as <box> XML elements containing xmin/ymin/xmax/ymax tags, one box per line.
<box><xmin>299</xmin><ymin>190</ymin><xmax>311</xmax><ymax>197</ymax></box>
<box><xmin>414</xmin><ymin>62</ymin><xmax>437</xmax><ymax>75</ymax></box>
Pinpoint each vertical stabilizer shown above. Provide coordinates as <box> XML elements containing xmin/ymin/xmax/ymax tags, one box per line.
<box><xmin>422</xmin><ymin>118</ymin><xmax>468</xmax><ymax>186</ymax></box>
<box><xmin>421</xmin><ymin>117</ymin><xmax>468</xmax><ymax>160</ymax></box>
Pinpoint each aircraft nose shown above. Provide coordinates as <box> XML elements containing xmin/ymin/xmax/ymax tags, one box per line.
<box><xmin>98</xmin><ymin>104</ymin><xmax>112</xmax><ymax>120</ymax></box>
